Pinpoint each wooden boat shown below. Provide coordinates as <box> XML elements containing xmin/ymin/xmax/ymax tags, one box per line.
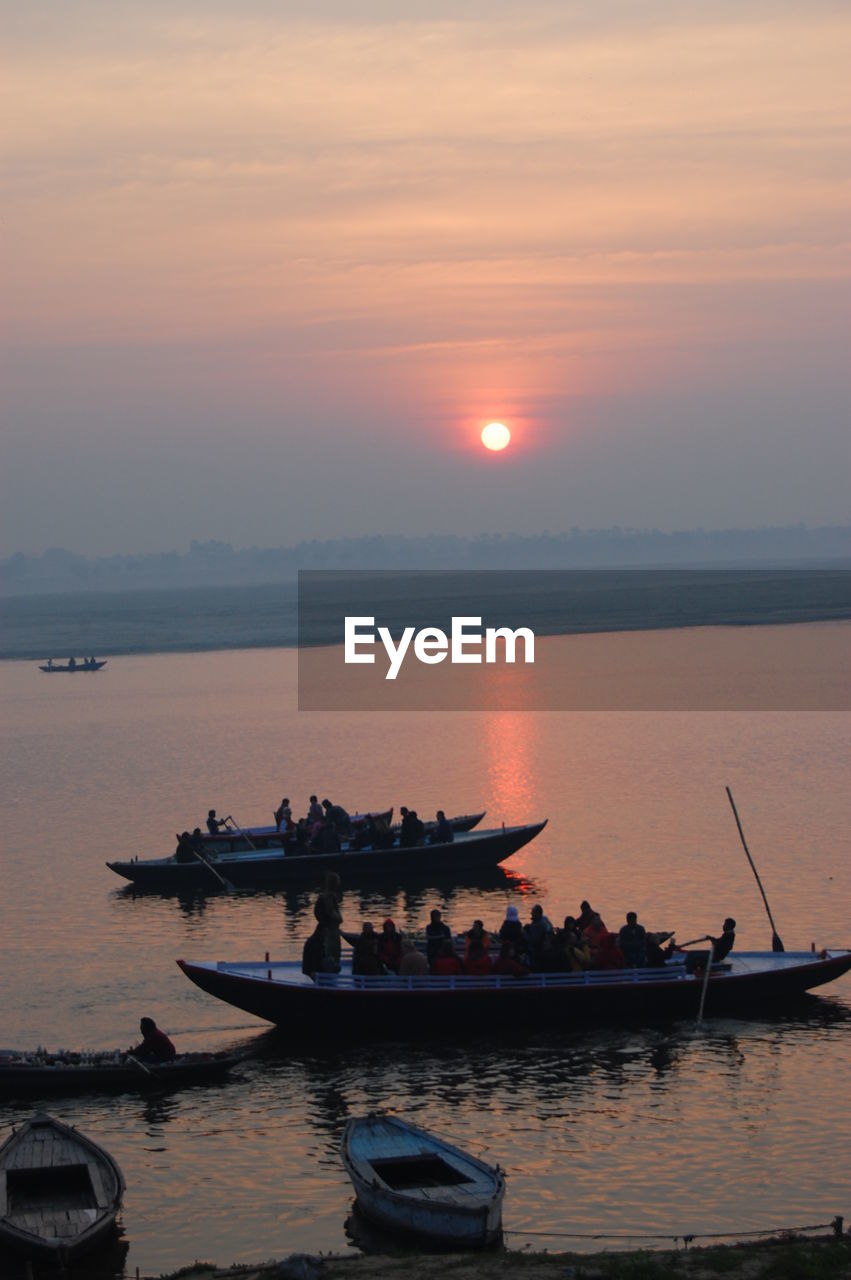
<box><xmin>0</xmin><ymin>1113</ymin><xmax>124</xmax><ymax>1262</ymax></box>
<box><xmin>106</xmin><ymin>819</ymin><xmax>541</xmax><ymax>890</ymax></box>
<box><xmin>38</xmin><ymin>659</ymin><xmax>106</xmax><ymax>673</ymax></box>
<box><xmin>191</xmin><ymin>810</ymin><xmax>484</xmax><ymax>855</ymax></box>
<box><xmin>342</xmin><ymin>1113</ymin><xmax>504</xmax><ymax>1247</ymax></box>
<box><xmin>177</xmin><ymin>947</ymin><xmax>851</xmax><ymax>1037</ymax></box>
<box><xmin>0</xmin><ymin>1049</ymin><xmax>244</xmax><ymax>1098</ymax></box>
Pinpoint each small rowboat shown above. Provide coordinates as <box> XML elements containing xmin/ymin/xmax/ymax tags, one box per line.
<box><xmin>0</xmin><ymin>1113</ymin><xmax>124</xmax><ymax>1262</ymax></box>
<box><xmin>0</xmin><ymin>1049</ymin><xmax>244</xmax><ymax>1098</ymax></box>
<box><xmin>342</xmin><ymin>1113</ymin><xmax>504</xmax><ymax>1247</ymax></box>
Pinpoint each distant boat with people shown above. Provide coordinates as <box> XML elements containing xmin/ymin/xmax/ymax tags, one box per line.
<box><xmin>39</xmin><ymin>657</ymin><xmax>106</xmax><ymax>673</ymax></box>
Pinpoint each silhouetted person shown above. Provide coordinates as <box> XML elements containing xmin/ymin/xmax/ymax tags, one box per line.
<box><xmin>130</xmin><ymin>1017</ymin><xmax>176</xmax><ymax>1062</ymax></box>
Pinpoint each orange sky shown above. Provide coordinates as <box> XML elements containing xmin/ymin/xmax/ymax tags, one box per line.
<box><xmin>2</xmin><ymin>3</ymin><xmax>849</xmax><ymax>553</ymax></box>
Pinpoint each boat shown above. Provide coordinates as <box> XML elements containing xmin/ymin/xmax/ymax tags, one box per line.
<box><xmin>342</xmin><ymin>1113</ymin><xmax>505</xmax><ymax>1247</ymax></box>
<box><xmin>176</xmin><ymin>947</ymin><xmax>851</xmax><ymax>1037</ymax></box>
<box><xmin>189</xmin><ymin>810</ymin><xmax>484</xmax><ymax>855</ymax></box>
<box><xmin>0</xmin><ymin>1113</ymin><xmax>124</xmax><ymax>1263</ymax></box>
<box><xmin>38</xmin><ymin>659</ymin><xmax>106</xmax><ymax>673</ymax></box>
<box><xmin>106</xmin><ymin>819</ymin><xmax>542</xmax><ymax>890</ymax></box>
<box><xmin>0</xmin><ymin>1049</ymin><xmax>244</xmax><ymax>1098</ymax></box>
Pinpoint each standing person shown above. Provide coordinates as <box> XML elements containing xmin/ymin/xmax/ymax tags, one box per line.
<box><xmin>307</xmin><ymin>795</ymin><xmax>323</xmax><ymax>826</ymax></box>
<box><xmin>617</xmin><ymin>911</ymin><xmax>648</xmax><ymax>967</ymax></box>
<box><xmin>377</xmin><ymin>918</ymin><xmax>403</xmax><ymax>972</ymax></box>
<box><xmin>304</xmin><ymin>872</ymin><xmax>343</xmax><ymax>975</ymax></box>
<box><xmin>432</xmin><ymin>810</ymin><xmax>454</xmax><ymax>844</ymax></box>
<box><xmin>425</xmin><ymin>908</ymin><xmax>451</xmax><ymax>965</ymax></box>
<box><xmin>129</xmin><ymin>1017</ymin><xmax>176</xmax><ymax>1062</ymax></box>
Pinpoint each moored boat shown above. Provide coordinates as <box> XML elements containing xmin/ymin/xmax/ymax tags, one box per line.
<box><xmin>0</xmin><ymin>1113</ymin><xmax>124</xmax><ymax>1263</ymax></box>
<box><xmin>0</xmin><ymin>1049</ymin><xmax>244</xmax><ymax>1098</ymax></box>
<box><xmin>177</xmin><ymin>948</ymin><xmax>851</xmax><ymax>1037</ymax></box>
<box><xmin>342</xmin><ymin>1113</ymin><xmax>504</xmax><ymax>1247</ymax></box>
<box><xmin>107</xmin><ymin>819</ymin><xmax>542</xmax><ymax>890</ymax></box>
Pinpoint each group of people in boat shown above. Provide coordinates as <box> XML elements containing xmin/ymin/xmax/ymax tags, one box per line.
<box><xmin>180</xmin><ymin>797</ymin><xmax>456</xmax><ymax>860</ymax></box>
<box><xmin>303</xmin><ymin>876</ymin><xmax>736</xmax><ymax>979</ymax></box>
<box><xmin>45</xmin><ymin>655</ymin><xmax>100</xmax><ymax>669</ymax></box>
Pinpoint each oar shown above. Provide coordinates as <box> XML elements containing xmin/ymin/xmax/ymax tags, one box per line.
<box><xmin>725</xmin><ymin>786</ymin><xmax>784</xmax><ymax>951</ymax></box>
<box><xmin>696</xmin><ymin>946</ymin><xmax>714</xmax><ymax>1023</ymax></box>
<box><xmin>125</xmin><ymin>1054</ymin><xmax>152</xmax><ymax>1075</ymax></box>
<box><xmin>192</xmin><ymin>848</ymin><xmax>235</xmax><ymax>893</ymax></box>
<box><xmin>224</xmin><ymin>815</ymin><xmax>257</xmax><ymax>851</ymax></box>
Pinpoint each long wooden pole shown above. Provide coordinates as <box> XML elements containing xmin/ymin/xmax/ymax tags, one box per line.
<box><xmin>725</xmin><ymin>786</ymin><xmax>784</xmax><ymax>952</ymax></box>
<box><xmin>192</xmin><ymin>848</ymin><xmax>234</xmax><ymax>893</ymax></box>
<box><xmin>696</xmin><ymin>948</ymin><xmax>713</xmax><ymax>1023</ymax></box>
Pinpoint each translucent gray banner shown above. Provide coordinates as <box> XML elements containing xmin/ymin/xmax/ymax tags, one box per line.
<box><xmin>298</xmin><ymin>569</ymin><xmax>851</xmax><ymax>711</ymax></box>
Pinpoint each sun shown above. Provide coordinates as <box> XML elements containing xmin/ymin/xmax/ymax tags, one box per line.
<box><xmin>481</xmin><ymin>421</ymin><xmax>511</xmax><ymax>452</ymax></box>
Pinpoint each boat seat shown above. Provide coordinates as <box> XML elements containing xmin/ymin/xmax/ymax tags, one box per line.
<box><xmin>86</xmin><ymin>1162</ymin><xmax>109</xmax><ymax>1208</ymax></box>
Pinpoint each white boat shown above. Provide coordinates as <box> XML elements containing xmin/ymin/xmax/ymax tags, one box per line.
<box><xmin>0</xmin><ymin>1113</ymin><xmax>124</xmax><ymax>1262</ymax></box>
<box><xmin>342</xmin><ymin>1113</ymin><xmax>505</xmax><ymax>1247</ymax></box>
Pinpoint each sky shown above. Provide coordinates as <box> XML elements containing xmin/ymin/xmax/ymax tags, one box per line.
<box><xmin>2</xmin><ymin>1</ymin><xmax>849</xmax><ymax>557</ymax></box>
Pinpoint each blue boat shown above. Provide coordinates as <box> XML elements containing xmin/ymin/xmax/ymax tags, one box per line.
<box><xmin>342</xmin><ymin>1113</ymin><xmax>505</xmax><ymax>1247</ymax></box>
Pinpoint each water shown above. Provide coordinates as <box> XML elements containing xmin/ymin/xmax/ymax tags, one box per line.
<box><xmin>1</xmin><ymin>642</ymin><xmax>849</xmax><ymax>1273</ymax></box>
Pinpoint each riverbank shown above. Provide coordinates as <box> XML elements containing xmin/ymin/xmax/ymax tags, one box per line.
<box><xmin>157</xmin><ymin>1234</ymin><xmax>851</xmax><ymax>1280</ymax></box>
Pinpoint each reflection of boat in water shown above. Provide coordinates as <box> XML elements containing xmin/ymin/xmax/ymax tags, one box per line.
<box><xmin>342</xmin><ymin>1113</ymin><xmax>504</xmax><ymax>1247</ymax></box>
<box><xmin>107</xmin><ymin>820</ymin><xmax>545</xmax><ymax>890</ymax></box>
<box><xmin>0</xmin><ymin>1049</ymin><xmax>244</xmax><ymax>1098</ymax></box>
<box><xmin>0</xmin><ymin>1113</ymin><xmax>124</xmax><ymax>1263</ymax></box>
<box><xmin>177</xmin><ymin>948</ymin><xmax>851</xmax><ymax>1037</ymax></box>
<box><xmin>38</xmin><ymin>658</ymin><xmax>106</xmax><ymax>673</ymax></box>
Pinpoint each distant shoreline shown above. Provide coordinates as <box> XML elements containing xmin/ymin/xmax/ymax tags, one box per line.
<box><xmin>2</xmin><ymin>568</ymin><xmax>850</xmax><ymax>662</ymax></box>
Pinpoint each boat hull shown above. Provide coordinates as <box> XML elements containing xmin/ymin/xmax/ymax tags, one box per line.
<box><xmin>107</xmin><ymin>821</ymin><xmax>544</xmax><ymax>889</ymax></box>
<box><xmin>0</xmin><ymin>1051</ymin><xmax>243</xmax><ymax>1098</ymax></box>
<box><xmin>342</xmin><ymin>1114</ymin><xmax>504</xmax><ymax>1247</ymax></box>
<box><xmin>177</xmin><ymin>950</ymin><xmax>851</xmax><ymax>1037</ymax></box>
<box><xmin>0</xmin><ymin>1114</ymin><xmax>124</xmax><ymax>1262</ymax></box>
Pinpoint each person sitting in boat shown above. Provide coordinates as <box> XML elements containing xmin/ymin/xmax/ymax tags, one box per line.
<box><xmin>551</xmin><ymin>917</ymin><xmax>589</xmax><ymax>972</ymax></box>
<box><xmin>581</xmin><ymin>911</ymin><xmax>608</xmax><ymax>951</ymax></box>
<box><xmin>683</xmin><ymin>918</ymin><xmax>737</xmax><ymax>973</ymax></box>
<box><xmin>312</xmin><ymin>820</ymin><xmax>341</xmax><ymax>853</ymax></box>
<box><xmin>398</xmin><ymin>937</ymin><xmax>429</xmax><ymax>976</ymax></box>
<box><xmin>370</xmin><ymin>814</ymin><xmax>395</xmax><ymax>849</ymax></box>
<box><xmin>343</xmin><ymin>922</ymin><xmax>386</xmax><ymax>976</ymax></box>
<box><xmin>430</xmin><ymin>810</ymin><xmax>454</xmax><ymax>844</ymax></box>
<box><xmin>430</xmin><ymin>937</ymin><xmax>465</xmax><ymax>976</ymax></box>
<box><xmin>524</xmin><ymin>904</ymin><xmax>555</xmax><ymax>971</ymax></box>
<box><xmin>425</xmin><ymin>908</ymin><xmax>452</xmax><ymax>965</ymax></box>
<box><xmin>47</xmin><ymin>657</ymin><xmax>54</xmax><ymax>669</ymax></box>
<box><xmin>592</xmin><ymin>929</ymin><xmax>626</xmax><ymax>970</ymax></box>
<box><xmin>68</xmin><ymin>655</ymin><xmax>76</xmax><ymax>669</ymax></box>
<box><xmin>174</xmin><ymin>830</ymin><xmax>196</xmax><ymax>862</ymax></box>
<box><xmin>377</xmin><ymin>918</ymin><xmax>404</xmax><ymax>973</ymax></box>
<box><xmin>577</xmin><ymin>899</ymin><xmax>603</xmax><ymax>933</ymax></box>
<box><xmin>400</xmin><ymin>808</ymin><xmax>425</xmax><ymax>847</ymax></box>
<box><xmin>206</xmin><ymin>808</ymin><xmax>226</xmax><ymax>835</ymax></box>
<box><xmin>617</xmin><ymin>911</ymin><xmax>648</xmax><ymax>967</ymax></box>
<box><xmin>464</xmin><ymin>919</ymin><xmax>490</xmax><ymax>963</ymax></box>
<box><xmin>498</xmin><ymin>905</ymin><xmax>526</xmax><ymax>957</ymax></box>
<box><xmin>493</xmin><ymin>940</ymin><xmax>531</xmax><ymax>978</ymax></box>
<box><xmin>129</xmin><ymin>1017</ymin><xmax>176</xmax><ymax>1062</ymax></box>
<box><xmin>465</xmin><ymin>937</ymin><xmax>493</xmax><ymax>976</ymax></box>
<box><xmin>322</xmin><ymin>798</ymin><xmax>351</xmax><ymax>835</ymax></box>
